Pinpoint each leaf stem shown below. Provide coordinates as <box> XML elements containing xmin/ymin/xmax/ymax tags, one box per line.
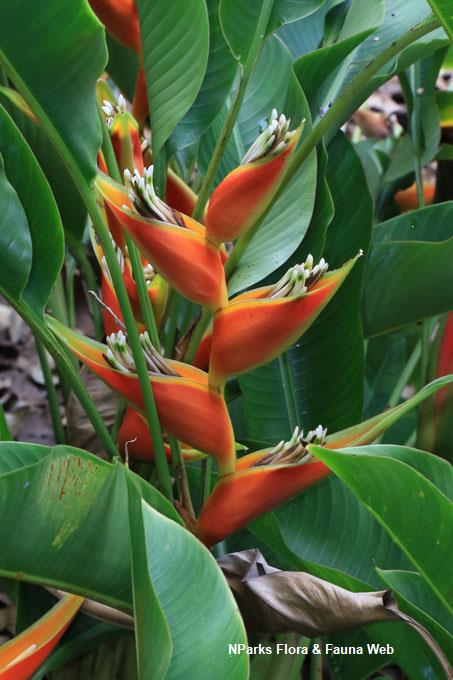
<box><xmin>192</xmin><ymin>0</ymin><xmax>275</xmax><ymax>220</ymax></box>
<box><xmin>278</xmin><ymin>353</ymin><xmax>300</xmax><ymax>432</ymax></box>
<box><xmin>169</xmin><ymin>435</ymin><xmax>194</xmax><ymax>516</ymax></box>
<box><xmin>200</xmin><ymin>458</ymin><xmax>212</xmax><ymax>505</ymax></box>
<box><xmin>124</xmin><ymin>233</ymin><xmax>160</xmax><ymax>348</ymax></box>
<box><xmin>34</xmin><ymin>336</ymin><xmax>66</xmax><ymax>444</ymax></box>
<box><xmin>66</xmin><ymin>234</ymin><xmax>104</xmax><ymax>341</ymax></box>
<box><xmin>183</xmin><ymin>307</ymin><xmax>212</xmax><ymax>363</ymax></box>
<box><xmin>163</xmin><ymin>291</ymin><xmax>181</xmax><ymax>357</ymax></box>
<box><xmin>409</xmin><ymin>63</ymin><xmax>425</xmax><ymax>207</ymax></box>
<box><xmin>310</xmin><ymin>641</ymin><xmax>323</xmax><ymax>680</ymax></box>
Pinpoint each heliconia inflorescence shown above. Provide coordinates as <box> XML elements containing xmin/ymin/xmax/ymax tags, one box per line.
<box><xmin>49</xmin><ymin>95</ymin><xmax>362</xmax><ymax>545</ymax></box>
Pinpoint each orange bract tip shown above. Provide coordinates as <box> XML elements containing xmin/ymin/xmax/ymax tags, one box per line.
<box><xmin>95</xmin><ymin>173</ymin><xmax>227</xmax><ymax>310</ymax></box>
<box><xmin>47</xmin><ymin>319</ymin><xmax>235</xmax><ymax>474</ymax></box>
<box><xmin>195</xmin><ymin>461</ymin><xmax>328</xmax><ymax>547</ymax></box>
<box><xmin>209</xmin><ymin>255</ymin><xmax>358</xmax><ymax>381</ymax></box>
<box><xmin>0</xmin><ymin>594</ymin><xmax>83</xmax><ymax>680</ymax></box>
<box><xmin>205</xmin><ymin>119</ymin><xmax>302</xmax><ymax>244</ymax></box>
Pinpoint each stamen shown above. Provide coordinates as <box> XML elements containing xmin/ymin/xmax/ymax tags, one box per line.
<box><xmin>104</xmin><ymin>330</ymin><xmax>179</xmax><ymax>376</ymax></box>
<box><xmin>241</xmin><ymin>110</ymin><xmax>299</xmax><ymax>164</ymax></box>
<box><xmin>101</xmin><ymin>95</ymin><xmax>127</xmax><ymax>127</ymax></box>
<box><xmin>254</xmin><ymin>424</ymin><xmax>327</xmax><ymax>467</ymax></box>
<box><xmin>124</xmin><ymin>166</ymin><xmax>183</xmax><ymax>226</ymax></box>
<box><xmin>268</xmin><ymin>255</ymin><xmax>329</xmax><ymax>299</ymax></box>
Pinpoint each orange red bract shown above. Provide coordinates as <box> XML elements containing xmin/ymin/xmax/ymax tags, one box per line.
<box><xmin>209</xmin><ymin>255</ymin><xmax>359</xmax><ymax>385</ymax></box>
<box><xmin>48</xmin><ymin>319</ymin><xmax>236</xmax><ymax>475</ymax></box>
<box><xmin>0</xmin><ymin>594</ymin><xmax>83</xmax><ymax>680</ymax></box>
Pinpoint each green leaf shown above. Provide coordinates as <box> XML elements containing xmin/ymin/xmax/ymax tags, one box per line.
<box><xmin>0</xmin><ymin>88</ymin><xmax>86</xmax><ymax>240</ymax></box>
<box><xmin>294</xmin><ymin>0</ymin><xmax>384</xmax><ymax>119</ymax></box>
<box><xmin>250</xmin><ymin>442</ymin><xmax>453</xmax><ymax>679</ymax></box>
<box><xmin>106</xmin><ymin>34</ymin><xmax>139</xmax><ymax>102</ymax></box>
<box><xmin>277</xmin><ymin>1</ymin><xmax>335</xmax><ymax>58</ymax></box>
<box><xmin>310</xmin><ymin>444</ymin><xmax>453</xmax><ymax>610</ymax></box>
<box><xmin>384</xmin><ymin>50</ymin><xmax>444</xmax><ymax>182</ymax></box>
<box><xmin>362</xmin><ymin>202</ymin><xmax>453</xmax><ymax>337</ymax></box>
<box><xmin>137</xmin><ymin>495</ymin><xmax>249</xmax><ymax>679</ymax></box>
<box><xmin>137</xmin><ymin>0</ymin><xmax>209</xmax><ymax>153</ymax></box>
<box><xmin>219</xmin><ymin>0</ymin><xmax>326</xmax><ymax>62</ymax></box>
<box><xmin>0</xmin><ymin>106</ymin><xmax>64</xmax><ymax>312</ymax></box>
<box><xmin>427</xmin><ymin>0</ymin><xmax>453</xmax><ymax>40</ymax></box>
<box><xmin>0</xmin><ymin>0</ymin><xmax>107</xmax><ymax>183</ymax></box>
<box><xmin>0</xmin><ymin>151</ymin><xmax>32</xmax><ymax>300</ymax></box>
<box><xmin>127</xmin><ymin>474</ymin><xmax>172</xmax><ymax>680</ymax></box>
<box><xmin>168</xmin><ymin>0</ymin><xmax>237</xmax><ymax>152</ymax></box>
<box><xmin>0</xmin><ymin>404</ymin><xmax>12</xmax><ymax>441</ymax></box>
<box><xmin>0</xmin><ymin>444</ymin><xmax>181</xmax><ymax>611</ymax></box>
<box><xmin>377</xmin><ymin>569</ymin><xmax>453</xmax><ymax>658</ymax></box>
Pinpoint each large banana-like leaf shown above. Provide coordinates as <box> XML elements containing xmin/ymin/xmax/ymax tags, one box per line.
<box><xmin>0</xmin><ymin>105</ymin><xmax>64</xmax><ymax>313</ymax></box>
<box><xmin>137</xmin><ymin>0</ymin><xmax>209</xmax><ymax>153</ymax></box>
<box><xmin>0</xmin><ymin>0</ymin><xmax>106</xmax><ymax>184</ymax></box>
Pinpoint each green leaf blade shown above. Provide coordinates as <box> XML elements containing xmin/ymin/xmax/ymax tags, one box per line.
<box><xmin>310</xmin><ymin>444</ymin><xmax>453</xmax><ymax>611</ymax></box>
<box><xmin>137</xmin><ymin>0</ymin><xmax>210</xmax><ymax>153</ymax></box>
<box><xmin>0</xmin><ymin>0</ymin><xmax>107</xmax><ymax>183</ymax></box>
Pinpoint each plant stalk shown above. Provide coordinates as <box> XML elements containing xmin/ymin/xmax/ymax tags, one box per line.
<box><xmin>34</xmin><ymin>336</ymin><xmax>66</xmax><ymax>444</ymax></box>
<box><xmin>184</xmin><ymin>306</ymin><xmax>212</xmax><ymax>363</ymax></box>
<box><xmin>278</xmin><ymin>352</ymin><xmax>300</xmax><ymax>431</ymax></box>
<box><xmin>409</xmin><ymin>63</ymin><xmax>426</xmax><ymax>208</ymax></box>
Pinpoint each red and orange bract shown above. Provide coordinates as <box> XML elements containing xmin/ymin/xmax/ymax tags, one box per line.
<box><xmin>117</xmin><ymin>406</ymin><xmax>207</xmax><ymax>462</ymax></box>
<box><xmin>205</xmin><ymin>125</ymin><xmax>302</xmax><ymax>244</ymax></box>
<box><xmin>209</xmin><ymin>255</ymin><xmax>359</xmax><ymax>384</ymax></box>
<box><xmin>0</xmin><ymin>594</ymin><xmax>83</xmax><ymax>680</ymax></box>
<box><xmin>95</xmin><ymin>173</ymin><xmax>228</xmax><ymax>310</ymax></box>
<box><xmin>48</xmin><ymin>318</ymin><xmax>236</xmax><ymax>475</ymax></box>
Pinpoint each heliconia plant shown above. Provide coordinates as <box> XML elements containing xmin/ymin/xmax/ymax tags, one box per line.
<box><xmin>0</xmin><ymin>1</ymin><xmax>452</xmax><ymax>679</ymax></box>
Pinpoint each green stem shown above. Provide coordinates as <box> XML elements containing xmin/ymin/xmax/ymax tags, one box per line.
<box><xmin>181</xmin><ymin>300</ymin><xmax>197</xmax><ymax>336</ymax></box>
<box><xmin>310</xmin><ymin>640</ymin><xmax>323</xmax><ymax>680</ymax></box>
<box><xmin>0</xmin><ymin>402</ymin><xmax>12</xmax><ymax>440</ymax></box>
<box><xmin>409</xmin><ymin>63</ymin><xmax>425</xmax><ymax>208</ymax></box>
<box><xmin>278</xmin><ymin>353</ymin><xmax>299</xmax><ymax>431</ymax></box>
<box><xmin>65</xmin><ymin>256</ymin><xmax>77</xmax><ymax>329</ymax></box>
<box><xmin>226</xmin><ymin>14</ymin><xmax>440</xmax><ymax>278</ymax></box>
<box><xmin>184</xmin><ymin>307</ymin><xmax>212</xmax><ymax>363</ymax></box>
<box><xmin>124</xmin><ymin>233</ymin><xmax>160</xmax><ymax>348</ymax></box>
<box><xmin>388</xmin><ymin>341</ymin><xmax>422</xmax><ymax>409</ymax></box>
<box><xmin>163</xmin><ymin>291</ymin><xmax>181</xmax><ymax>357</ymax></box>
<box><xmin>200</xmin><ymin>458</ymin><xmax>212</xmax><ymax>505</ymax></box>
<box><xmin>169</xmin><ymin>435</ymin><xmax>194</xmax><ymax>517</ymax></box>
<box><xmin>66</xmin><ymin>234</ymin><xmax>104</xmax><ymax>341</ymax></box>
<box><xmin>111</xmin><ymin>398</ymin><xmax>127</xmax><ymax>442</ymax></box>
<box><xmin>48</xmin><ymin>273</ymin><xmax>70</xmax><ymax>326</ymax></box>
<box><xmin>192</xmin><ymin>0</ymin><xmax>275</xmax><ymax>220</ymax></box>
<box><xmin>100</xmin><ymin>109</ymin><xmax>121</xmax><ymax>183</ymax></box>
<box><xmin>85</xmin><ymin>190</ymin><xmax>173</xmax><ymax>500</ymax></box>
<box><xmin>34</xmin><ymin>336</ymin><xmax>66</xmax><ymax>444</ymax></box>
<box><xmin>374</xmin><ymin>340</ymin><xmax>422</xmax><ymax>446</ymax></box>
